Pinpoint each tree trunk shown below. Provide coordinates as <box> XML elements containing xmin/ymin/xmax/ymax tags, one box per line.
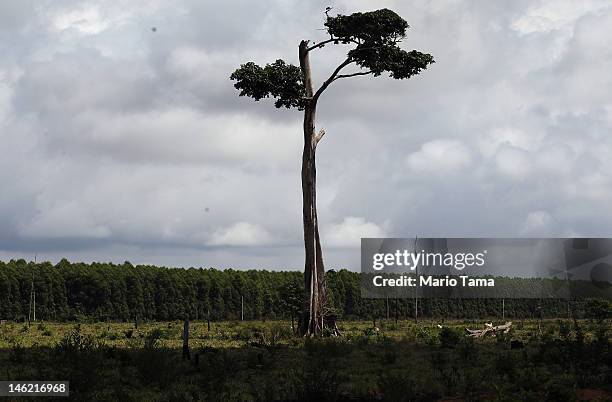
<box><xmin>298</xmin><ymin>40</ymin><xmax>326</xmax><ymax>336</ymax></box>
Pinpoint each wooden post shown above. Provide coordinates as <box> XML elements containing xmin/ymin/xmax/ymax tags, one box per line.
<box><xmin>134</xmin><ymin>315</ymin><xmax>138</xmax><ymax>329</ymax></box>
<box><xmin>28</xmin><ymin>276</ymin><xmax>34</xmax><ymax>327</ymax></box>
<box><xmin>502</xmin><ymin>298</ymin><xmax>505</xmax><ymax>320</ymax></box>
<box><xmin>182</xmin><ymin>318</ymin><xmax>190</xmax><ymax>360</ymax></box>
<box><xmin>537</xmin><ymin>303</ymin><xmax>542</xmax><ymax>336</ymax></box>
<box><xmin>241</xmin><ymin>295</ymin><xmax>244</xmax><ymax>321</ymax></box>
<box><xmin>207</xmin><ymin>308</ymin><xmax>211</xmax><ymax>331</ymax></box>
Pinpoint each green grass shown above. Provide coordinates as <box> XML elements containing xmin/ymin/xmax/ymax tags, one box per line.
<box><xmin>0</xmin><ymin>319</ymin><xmax>610</xmax><ymax>401</ymax></box>
<box><xmin>0</xmin><ymin>318</ymin><xmax>606</xmax><ymax>348</ymax></box>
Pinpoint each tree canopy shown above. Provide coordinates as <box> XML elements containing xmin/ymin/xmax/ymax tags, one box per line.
<box><xmin>1</xmin><ymin>259</ymin><xmax>609</xmax><ymax>322</ymax></box>
<box><xmin>230</xmin><ymin>8</ymin><xmax>434</xmax><ymax>110</ymax></box>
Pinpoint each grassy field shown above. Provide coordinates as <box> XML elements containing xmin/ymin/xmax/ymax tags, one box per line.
<box><xmin>1</xmin><ymin>319</ymin><xmax>610</xmax><ymax>401</ymax></box>
<box><xmin>2</xmin><ymin>318</ymin><xmax>607</xmax><ymax>348</ymax></box>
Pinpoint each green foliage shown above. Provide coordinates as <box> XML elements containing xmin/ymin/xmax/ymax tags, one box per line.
<box><xmin>325</xmin><ymin>9</ymin><xmax>408</xmax><ymax>45</ymax></box>
<box><xmin>558</xmin><ymin>319</ymin><xmax>572</xmax><ymax>340</ymax></box>
<box><xmin>230</xmin><ymin>8</ymin><xmax>433</xmax><ymax>111</ymax></box>
<box><xmin>584</xmin><ymin>297</ymin><xmax>612</xmax><ymax>320</ymax></box>
<box><xmin>230</xmin><ymin>60</ymin><xmax>305</xmax><ymax>109</ymax></box>
<box><xmin>0</xmin><ymin>259</ymin><xmax>610</xmax><ymax>322</ymax></box>
<box><xmin>438</xmin><ymin>326</ymin><xmax>462</xmax><ymax>348</ymax></box>
<box><xmin>56</xmin><ymin>326</ymin><xmax>98</xmax><ymax>354</ymax></box>
<box><xmin>325</xmin><ymin>9</ymin><xmax>434</xmax><ymax>79</ymax></box>
<box><xmin>0</xmin><ymin>320</ymin><xmax>610</xmax><ymax>401</ymax></box>
<box><xmin>144</xmin><ymin>328</ymin><xmax>165</xmax><ymax>349</ymax></box>
<box><xmin>350</xmin><ymin>46</ymin><xmax>434</xmax><ymax>79</ymax></box>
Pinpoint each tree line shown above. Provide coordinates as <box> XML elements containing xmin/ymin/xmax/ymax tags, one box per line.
<box><xmin>0</xmin><ymin>259</ymin><xmax>609</xmax><ymax>322</ymax></box>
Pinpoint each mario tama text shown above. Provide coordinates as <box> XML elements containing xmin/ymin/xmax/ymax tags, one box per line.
<box><xmin>373</xmin><ymin>274</ymin><xmax>494</xmax><ymax>288</ymax></box>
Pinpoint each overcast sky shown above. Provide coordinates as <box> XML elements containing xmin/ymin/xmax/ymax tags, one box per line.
<box><xmin>1</xmin><ymin>0</ymin><xmax>612</xmax><ymax>270</ymax></box>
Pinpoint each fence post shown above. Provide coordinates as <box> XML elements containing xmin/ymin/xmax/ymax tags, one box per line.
<box><xmin>182</xmin><ymin>317</ymin><xmax>190</xmax><ymax>360</ymax></box>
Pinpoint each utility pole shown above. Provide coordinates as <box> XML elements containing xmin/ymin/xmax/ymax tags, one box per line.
<box><xmin>502</xmin><ymin>298</ymin><xmax>505</xmax><ymax>320</ymax></box>
<box><xmin>29</xmin><ymin>275</ymin><xmax>35</xmax><ymax>325</ymax></box>
<box><xmin>395</xmin><ymin>297</ymin><xmax>398</xmax><ymax>324</ymax></box>
<box><xmin>386</xmin><ymin>295</ymin><xmax>389</xmax><ymax>320</ymax></box>
<box><xmin>241</xmin><ymin>295</ymin><xmax>244</xmax><ymax>321</ymax></box>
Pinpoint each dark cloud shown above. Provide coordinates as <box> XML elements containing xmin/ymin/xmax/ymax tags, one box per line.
<box><xmin>1</xmin><ymin>0</ymin><xmax>612</xmax><ymax>269</ymax></box>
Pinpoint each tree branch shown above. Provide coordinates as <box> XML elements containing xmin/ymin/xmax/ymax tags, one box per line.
<box><xmin>313</xmin><ymin>129</ymin><xmax>325</xmax><ymax>147</ymax></box>
<box><xmin>333</xmin><ymin>70</ymin><xmax>373</xmax><ymax>81</ymax></box>
<box><xmin>307</xmin><ymin>38</ymin><xmax>361</xmax><ymax>52</ymax></box>
<box><xmin>307</xmin><ymin>38</ymin><xmax>335</xmax><ymax>51</ymax></box>
<box><xmin>313</xmin><ymin>57</ymin><xmax>354</xmax><ymax>101</ymax></box>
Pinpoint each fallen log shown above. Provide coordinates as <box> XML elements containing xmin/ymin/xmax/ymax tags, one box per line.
<box><xmin>466</xmin><ymin>321</ymin><xmax>512</xmax><ymax>338</ymax></box>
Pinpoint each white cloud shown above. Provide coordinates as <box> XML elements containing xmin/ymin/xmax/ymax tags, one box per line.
<box><xmin>479</xmin><ymin>127</ymin><xmax>543</xmax><ymax>157</ymax></box>
<box><xmin>521</xmin><ymin>211</ymin><xmax>552</xmax><ymax>234</ymax></box>
<box><xmin>19</xmin><ymin>201</ymin><xmax>112</xmax><ymax>239</ymax></box>
<box><xmin>52</xmin><ymin>5</ymin><xmax>117</xmax><ymax>34</ymax></box>
<box><xmin>511</xmin><ymin>0</ymin><xmax>612</xmax><ymax>35</ymax></box>
<box><xmin>494</xmin><ymin>146</ymin><xmax>532</xmax><ymax>179</ymax></box>
<box><xmin>324</xmin><ymin>217</ymin><xmax>388</xmax><ymax>248</ymax></box>
<box><xmin>406</xmin><ymin>139</ymin><xmax>471</xmax><ymax>174</ymax></box>
<box><xmin>209</xmin><ymin>222</ymin><xmax>273</xmax><ymax>246</ymax></box>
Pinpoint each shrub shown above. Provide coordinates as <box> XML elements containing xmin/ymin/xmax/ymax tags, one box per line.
<box><xmin>144</xmin><ymin>328</ymin><xmax>165</xmax><ymax>349</ymax></box>
<box><xmin>584</xmin><ymin>298</ymin><xmax>611</xmax><ymax>321</ymax></box>
<box><xmin>438</xmin><ymin>327</ymin><xmax>462</xmax><ymax>348</ymax></box>
<box><xmin>557</xmin><ymin>319</ymin><xmax>571</xmax><ymax>340</ymax></box>
<box><xmin>544</xmin><ymin>376</ymin><xmax>576</xmax><ymax>402</ymax></box>
<box><xmin>56</xmin><ymin>327</ymin><xmax>98</xmax><ymax>354</ymax></box>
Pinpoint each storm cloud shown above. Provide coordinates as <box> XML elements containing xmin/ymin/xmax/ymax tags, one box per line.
<box><xmin>1</xmin><ymin>0</ymin><xmax>612</xmax><ymax>270</ymax></box>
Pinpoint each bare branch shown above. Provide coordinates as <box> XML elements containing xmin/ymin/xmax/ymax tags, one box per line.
<box><xmin>307</xmin><ymin>38</ymin><xmax>361</xmax><ymax>52</ymax></box>
<box><xmin>313</xmin><ymin>58</ymin><xmax>354</xmax><ymax>101</ymax></box>
<box><xmin>333</xmin><ymin>70</ymin><xmax>373</xmax><ymax>81</ymax></box>
<box><xmin>307</xmin><ymin>38</ymin><xmax>335</xmax><ymax>51</ymax></box>
<box><xmin>313</xmin><ymin>129</ymin><xmax>325</xmax><ymax>147</ymax></box>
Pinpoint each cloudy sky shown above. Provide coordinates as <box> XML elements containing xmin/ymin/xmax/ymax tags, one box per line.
<box><xmin>1</xmin><ymin>0</ymin><xmax>612</xmax><ymax>270</ymax></box>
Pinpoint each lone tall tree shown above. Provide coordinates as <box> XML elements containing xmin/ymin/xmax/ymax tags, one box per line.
<box><xmin>230</xmin><ymin>9</ymin><xmax>434</xmax><ymax>336</ymax></box>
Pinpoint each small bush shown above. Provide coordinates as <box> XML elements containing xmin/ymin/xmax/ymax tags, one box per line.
<box><xmin>56</xmin><ymin>327</ymin><xmax>98</xmax><ymax>354</ymax></box>
<box><xmin>439</xmin><ymin>327</ymin><xmax>462</xmax><ymax>348</ymax></box>
<box><xmin>544</xmin><ymin>376</ymin><xmax>576</xmax><ymax>402</ymax></box>
<box><xmin>144</xmin><ymin>328</ymin><xmax>165</xmax><ymax>349</ymax></box>
<box><xmin>363</xmin><ymin>327</ymin><xmax>379</xmax><ymax>337</ymax></box>
<box><xmin>557</xmin><ymin>319</ymin><xmax>571</xmax><ymax>340</ymax></box>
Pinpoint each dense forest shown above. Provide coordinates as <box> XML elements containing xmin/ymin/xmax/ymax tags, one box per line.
<box><xmin>0</xmin><ymin>259</ymin><xmax>609</xmax><ymax>322</ymax></box>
